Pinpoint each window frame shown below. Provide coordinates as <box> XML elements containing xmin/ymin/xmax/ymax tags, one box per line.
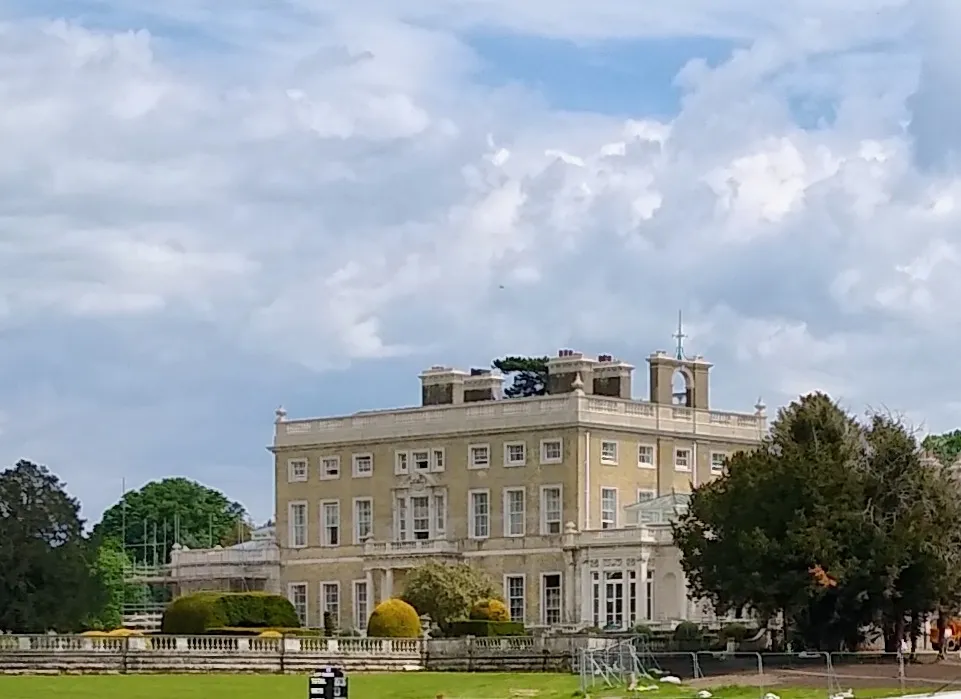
<box><xmin>600</xmin><ymin>487</ymin><xmax>618</xmax><ymax>529</ymax></box>
<box><xmin>320</xmin><ymin>580</ymin><xmax>340</xmax><ymax>627</ymax></box>
<box><xmin>468</xmin><ymin>488</ymin><xmax>491</xmax><ymax>539</ymax></box>
<box><xmin>320</xmin><ymin>499</ymin><xmax>341</xmax><ymax>547</ymax></box>
<box><xmin>503</xmin><ymin>441</ymin><xmax>527</xmax><ymax>468</ymax></box>
<box><xmin>394</xmin><ymin>450</ymin><xmax>409</xmax><ymax>475</ymax></box>
<box><xmin>540</xmin><ymin>572</ymin><xmax>563</xmax><ymax>625</ymax></box>
<box><xmin>411</xmin><ymin>449</ymin><xmax>430</xmax><ymax>472</ymax></box>
<box><xmin>319</xmin><ymin>456</ymin><xmax>340</xmax><ymax>481</ymax></box>
<box><xmin>540</xmin><ymin>485</ymin><xmax>563</xmax><ymax>535</ymax></box>
<box><xmin>287</xmin><ymin>458</ymin><xmax>309</xmax><ymax>482</ymax></box>
<box><xmin>468</xmin><ymin>443</ymin><xmax>491</xmax><ymax>470</ymax></box>
<box><xmin>353</xmin><ymin>496</ymin><xmax>373</xmax><ymax>544</ymax></box>
<box><xmin>503</xmin><ymin>487</ymin><xmax>526</xmax><ymax>538</ymax></box>
<box><xmin>637</xmin><ymin>443</ymin><xmax>656</xmax><ymax>469</ymax></box>
<box><xmin>352</xmin><ymin>452</ymin><xmax>374</xmax><ymax>478</ymax></box>
<box><xmin>600</xmin><ymin>440</ymin><xmax>618</xmax><ymax>465</ymax></box>
<box><xmin>287</xmin><ymin>582</ymin><xmax>309</xmax><ymax>626</ymax></box>
<box><xmin>353</xmin><ymin>579</ymin><xmax>369</xmax><ymax>631</ymax></box>
<box><xmin>539</xmin><ymin>439</ymin><xmax>563</xmax><ymax>465</ymax></box>
<box><xmin>431</xmin><ymin>448</ymin><xmax>446</xmax><ymax>473</ymax></box>
<box><xmin>504</xmin><ymin>574</ymin><xmax>526</xmax><ymax>623</ymax></box>
<box><xmin>674</xmin><ymin>447</ymin><xmax>692</xmax><ymax>471</ymax></box>
<box><xmin>710</xmin><ymin>451</ymin><xmax>727</xmax><ymax>474</ymax></box>
<box><xmin>287</xmin><ymin>500</ymin><xmax>308</xmax><ymax>548</ymax></box>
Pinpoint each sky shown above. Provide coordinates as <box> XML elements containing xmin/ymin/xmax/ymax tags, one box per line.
<box><xmin>2</xmin><ymin>0</ymin><xmax>960</xmax><ymax>527</ymax></box>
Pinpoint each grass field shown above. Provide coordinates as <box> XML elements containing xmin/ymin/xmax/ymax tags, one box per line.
<box><xmin>0</xmin><ymin>673</ymin><xmax>922</xmax><ymax>699</ymax></box>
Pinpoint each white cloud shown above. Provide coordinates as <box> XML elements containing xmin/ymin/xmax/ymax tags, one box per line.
<box><xmin>3</xmin><ymin>0</ymin><xmax>961</xmax><ymax>520</ymax></box>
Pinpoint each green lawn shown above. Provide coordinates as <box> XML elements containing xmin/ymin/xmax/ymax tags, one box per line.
<box><xmin>0</xmin><ymin>673</ymin><xmax>913</xmax><ymax>699</ymax></box>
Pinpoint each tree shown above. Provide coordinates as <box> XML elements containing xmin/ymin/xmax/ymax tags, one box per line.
<box><xmin>922</xmin><ymin>429</ymin><xmax>961</xmax><ymax>467</ymax></box>
<box><xmin>0</xmin><ymin>460</ymin><xmax>105</xmax><ymax>632</ymax></box>
<box><xmin>674</xmin><ymin>393</ymin><xmax>961</xmax><ymax>651</ymax></box>
<box><xmin>491</xmin><ymin>356</ymin><xmax>549</xmax><ymax>398</ymax></box>
<box><xmin>401</xmin><ymin>562</ymin><xmax>499</xmax><ymax>632</ymax></box>
<box><xmin>94</xmin><ymin>478</ymin><xmax>247</xmax><ymax>565</ymax></box>
<box><xmin>84</xmin><ymin>542</ymin><xmax>151</xmax><ymax>630</ymax></box>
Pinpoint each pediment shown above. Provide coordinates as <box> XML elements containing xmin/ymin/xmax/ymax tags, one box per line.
<box><xmin>397</xmin><ymin>471</ymin><xmax>438</xmax><ymax>493</ymax></box>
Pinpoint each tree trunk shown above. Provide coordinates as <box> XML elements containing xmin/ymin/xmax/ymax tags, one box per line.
<box><xmin>937</xmin><ymin>608</ymin><xmax>947</xmax><ymax>659</ymax></box>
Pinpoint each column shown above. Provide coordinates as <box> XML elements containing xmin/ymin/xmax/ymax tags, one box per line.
<box><xmin>367</xmin><ymin>569</ymin><xmax>376</xmax><ymax>605</ymax></box>
<box><xmin>679</xmin><ymin>571</ymin><xmax>690</xmax><ymax>620</ymax></box>
<box><xmin>384</xmin><ymin>568</ymin><xmax>394</xmax><ymax>599</ymax></box>
<box><xmin>639</xmin><ymin>554</ymin><xmax>650</xmax><ymax>621</ymax></box>
<box><xmin>564</xmin><ymin>551</ymin><xmax>576</xmax><ymax>624</ymax></box>
<box><xmin>581</xmin><ymin>564</ymin><xmax>593</xmax><ymax>624</ymax></box>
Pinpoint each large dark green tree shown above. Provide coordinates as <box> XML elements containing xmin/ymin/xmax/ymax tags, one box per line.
<box><xmin>922</xmin><ymin>429</ymin><xmax>961</xmax><ymax>467</ymax></box>
<box><xmin>674</xmin><ymin>393</ymin><xmax>961</xmax><ymax>651</ymax></box>
<box><xmin>491</xmin><ymin>356</ymin><xmax>549</xmax><ymax>398</ymax></box>
<box><xmin>0</xmin><ymin>460</ymin><xmax>105</xmax><ymax>632</ymax></box>
<box><xmin>94</xmin><ymin>478</ymin><xmax>247</xmax><ymax>565</ymax></box>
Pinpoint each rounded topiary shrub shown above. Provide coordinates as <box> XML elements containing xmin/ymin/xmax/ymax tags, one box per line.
<box><xmin>469</xmin><ymin>598</ymin><xmax>510</xmax><ymax>622</ymax></box>
<box><xmin>720</xmin><ymin>622</ymin><xmax>749</xmax><ymax>644</ymax></box>
<box><xmin>162</xmin><ymin>592</ymin><xmax>299</xmax><ymax>634</ymax></box>
<box><xmin>673</xmin><ymin>620</ymin><xmax>704</xmax><ymax>651</ymax></box>
<box><xmin>366</xmin><ymin>598</ymin><xmax>421</xmax><ymax>638</ymax></box>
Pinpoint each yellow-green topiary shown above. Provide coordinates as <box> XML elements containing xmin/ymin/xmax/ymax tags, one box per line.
<box><xmin>80</xmin><ymin>631</ymin><xmax>108</xmax><ymax>637</ymax></box>
<box><xmin>469</xmin><ymin>598</ymin><xmax>510</xmax><ymax>622</ymax></box>
<box><xmin>106</xmin><ymin>628</ymin><xmax>143</xmax><ymax>637</ymax></box>
<box><xmin>258</xmin><ymin>630</ymin><xmax>283</xmax><ymax>638</ymax></box>
<box><xmin>366</xmin><ymin>598</ymin><xmax>421</xmax><ymax>638</ymax></box>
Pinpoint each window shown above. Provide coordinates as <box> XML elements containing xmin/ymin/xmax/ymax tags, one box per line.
<box><xmin>352</xmin><ymin>453</ymin><xmax>373</xmax><ymax>477</ymax></box>
<box><xmin>646</xmin><ymin>569</ymin><xmax>654</xmax><ymax>620</ymax></box>
<box><xmin>431</xmin><ymin>448</ymin><xmax>445</xmax><ymax>472</ymax></box>
<box><xmin>469</xmin><ymin>444</ymin><xmax>490</xmax><ymax>469</ymax></box>
<box><xmin>469</xmin><ymin>490</ymin><xmax>490</xmax><ymax>539</ymax></box>
<box><xmin>395</xmin><ymin>496</ymin><xmax>408</xmax><ymax>541</ymax></box>
<box><xmin>412</xmin><ymin>450</ymin><xmax>430</xmax><ymax>472</ymax></box>
<box><xmin>321</xmin><ymin>582</ymin><xmax>340</xmax><ymax>626</ymax></box>
<box><xmin>674</xmin><ymin>448</ymin><xmax>691</xmax><ymax>471</ymax></box>
<box><xmin>353</xmin><ymin>498</ymin><xmax>373</xmax><ymax>544</ymax></box>
<box><xmin>630</xmin><ymin>489</ymin><xmax>656</xmax><ymax>525</ymax></box>
<box><xmin>433</xmin><ymin>492</ymin><xmax>447</xmax><ymax>537</ymax></box>
<box><xmin>540</xmin><ymin>486</ymin><xmax>562</xmax><ymax>535</ymax></box>
<box><xmin>600</xmin><ymin>440</ymin><xmax>618</xmax><ymax>464</ymax></box>
<box><xmin>504</xmin><ymin>442</ymin><xmax>527</xmax><ymax>467</ymax></box>
<box><xmin>637</xmin><ymin>444</ymin><xmax>655</xmax><ymax>468</ymax></box>
<box><xmin>288</xmin><ymin>501</ymin><xmax>307</xmax><ymax>548</ymax></box>
<box><xmin>505</xmin><ymin>575</ymin><xmax>525</xmax><ymax>622</ymax></box>
<box><xmin>541</xmin><ymin>573</ymin><xmax>562</xmax><ymax>625</ymax></box>
<box><xmin>540</xmin><ymin>439</ymin><xmax>562</xmax><ymax>464</ymax></box>
<box><xmin>395</xmin><ymin>451</ymin><xmax>409</xmax><ymax>475</ymax></box>
<box><xmin>504</xmin><ymin>488</ymin><xmax>526</xmax><ymax>537</ymax></box>
<box><xmin>601</xmin><ymin>488</ymin><xmax>618</xmax><ymax>529</ymax></box>
<box><xmin>321</xmin><ymin>500</ymin><xmax>340</xmax><ymax>546</ymax></box>
<box><xmin>287</xmin><ymin>459</ymin><xmax>308</xmax><ymax>482</ymax></box>
<box><xmin>711</xmin><ymin>452</ymin><xmax>726</xmax><ymax>474</ymax></box>
<box><xmin>288</xmin><ymin>582</ymin><xmax>308</xmax><ymax>625</ymax></box>
<box><xmin>354</xmin><ymin>580</ymin><xmax>369</xmax><ymax>630</ymax></box>
<box><xmin>412</xmin><ymin>495</ymin><xmax>430</xmax><ymax>540</ymax></box>
<box><xmin>320</xmin><ymin>456</ymin><xmax>340</xmax><ymax>480</ymax></box>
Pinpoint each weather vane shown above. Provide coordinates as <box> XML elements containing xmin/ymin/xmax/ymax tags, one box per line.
<box><xmin>673</xmin><ymin>310</ymin><xmax>686</xmax><ymax>360</ymax></box>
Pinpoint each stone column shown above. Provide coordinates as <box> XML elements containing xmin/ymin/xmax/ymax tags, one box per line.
<box><xmin>384</xmin><ymin>568</ymin><xmax>394</xmax><ymax>599</ymax></box>
<box><xmin>639</xmin><ymin>553</ymin><xmax>650</xmax><ymax>621</ymax></box>
<box><xmin>581</xmin><ymin>564</ymin><xmax>593</xmax><ymax>624</ymax></box>
<box><xmin>367</xmin><ymin>569</ymin><xmax>376</xmax><ymax>605</ymax></box>
<box><xmin>563</xmin><ymin>550</ymin><xmax>576</xmax><ymax>624</ymax></box>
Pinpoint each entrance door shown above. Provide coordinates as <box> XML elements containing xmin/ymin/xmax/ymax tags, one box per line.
<box><xmin>604</xmin><ymin>571</ymin><xmax>624</xmax><ymax>629</ymax></box>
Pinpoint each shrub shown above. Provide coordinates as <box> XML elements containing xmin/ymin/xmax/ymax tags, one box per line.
<box><xmin>631</xmin><ymin>623</ymin><xmax>653</xmax><ymax>637</ymax></box>
<box><xmin>106</xmin><ymin>628</ymin><xmax>142</xmax><ymax>637</ymax></box>
<box><xmin>469</xmin><ymin>598</ymin><xmax>510</xmax><ymax>622</ymax></box>
<box><xmin>673</xmin><ymin>621</ymin><xmax>703</xmax><ymax>651</ymax></box>
<box><xmin>161</xmin><ymin>592</ymin><xmax>300</xmax><ymax>634</ymax></box>
<box><xmin>204</xmin><ymin>626</ymin><xmax>323</xmax><ymax>637</ymax></box>
<box><xmin>258</xmin><ymin>630</ymin><xmax>283</xmax><ymax>638</ymax></box>
<box><xmin>367</xmin><ymin>598</ymin><xmax>422</xmax><ymax>638</ymax></box>
<box><xmin>720</xmin><ymin>622</ymin><xmax>749</xmax><ymax>644</ymax></box>
<box><xmin>448</xmin><ymin>620</ymin><xmax>525</xmax><ymax>637</ymax></box>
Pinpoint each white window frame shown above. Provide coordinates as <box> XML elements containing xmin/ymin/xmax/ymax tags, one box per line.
<box><xmin>320</xmin><ymin>456</ymin><xmax>340</xmax><ymax>480</ymax></box>
<box><xmin>504</xmin><ymin>441</ymin><xmax>527</xmax><ymax>467</ymax></box>
<box><xmin>503</xmin><ymin>487</ymin><xmax>526</xmax><ymax>537</ymax></box>
<box><xmin>600</xmin><ymin>440</ymin><xmax>618</xmax><ymax>465</ymax></box>
<box><xmin>504</xmin><ymin>574</ymin><xmax>526</xmax><ymax>623</ymax></box>
<box><xmin>600</xmin><ymin>487</ymin><xmax>618</xmax><ymax>529</ymax></box>
<box><xmin>321</xmin><ymin>499</ymin><xmax>340</xmax><ymax>547</ymax></box>
<box><xmin>394</xmin><ymin>451</ymin><xmax>409</xmax><ymax>475</ymax></box>
<box><xmin>353</xmin><ymin>497</ymin><xmax>373</xmax><ymax>544</ymax></box>
<box><xmin>469</xmin><ymin>488</ymin><xmax>491</xmax><ymax>539</ymax></box>
<box><xmin>353</xmin><ymin>579</ymin><xmax>369</xmax><ymax>631</ymax></box>
<box><xmin>468</xmin><ymin>443</ymin><xmax>490</xmax><ymax>470</ymax></box>
<box><xmin>288</xmin><ymin>500</ymin><xmax>308</xmax><ymax>548</ymax></box>
<box><xmin>320</xmin><ymin>581</ymin><xmax>340</xmax><ymax>627</ymax></box>
<box><xmin>540</xmin><ymin>439</ymin><xmax>563</xmax><ymax>465</ymax></box>
<box><xmin>287</xmin><ymin>458</ymin><xmax>308</xmax><ymax>482</ymax></box>
<box><xmin>287</xmin><ymin>582</ymin><xmax>308</xmax><ymax>626</ymax></box>
<box><xmin>433</xmin><ymin>491</ymin><xmax>447</xmax><ymax>538</ymax></box>
<box><xmin>431</xmin><ymin>448</ymin><xmax>446</xmax><ymax>473</ymax></box>
<box><xmin>674</xmin><ymin>448</ymin><xmax>691</xmax><ymax>471</ymax></box>
<box><xmin>411</xmin><ymin>449</ymin><xmax>430</xmax><ymax>472</ymax></box>
<box><xmin>710</xmin><ymin>451</ymin><xmax>727</xmax><ymax>474</ymax></box>
<box><xmin>637</xmin><ymin>444</ymin><xmax>656</xmax><ymax>469</ymax></box>
<box><xmin>540</xmin><ymin>572</ymin><xmax>563</xmax><ymax>626</ymax></box>
<box><xmin>631</xmin><ymin>488</ymin><xmax>657</xmax><ymax>525</ymax></box>
<box><xmin>352</xmin><ymin>453</ymin><xmax>373</xmax><ymax>478</ymax></box>
<box><xmin>410</xmin><ymin>493</ymin><xmax>431</xmax><ymax>540</ymax></box>
<box><xmin>540</xmin><ymin>485</ymin><xmax>563</xmax><ymax>535</ymax></box>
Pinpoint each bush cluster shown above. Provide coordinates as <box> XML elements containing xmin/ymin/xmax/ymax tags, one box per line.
<box><xmin>161</xmin><ymin>592</ymin><xmax>300</xmax><ymax>634</ymax></box>
<box><xmin>469</xmin><ymin>598</ymin><xmax>510</xmax><ymax>622</ymax></box>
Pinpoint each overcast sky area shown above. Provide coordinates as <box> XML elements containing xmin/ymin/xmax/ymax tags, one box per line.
<box><xmin>1</xmin><ymin>0</ymin><xmax>959</xmax><ymax>526</ymax></box>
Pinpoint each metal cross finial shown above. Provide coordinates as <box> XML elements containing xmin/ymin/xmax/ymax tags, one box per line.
<box><xmin>673</xmin><ymin>310</ymin><xmax>686</xmax><ymax>360</ymax></box>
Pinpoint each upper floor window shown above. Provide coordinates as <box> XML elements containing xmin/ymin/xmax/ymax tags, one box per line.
<box><xmin>504</xmin><ymin>487</ymin><xmax>526</xmax><ymax>537</ymax></box>
<box><xmin>601</xmin><ymin>487</ymin><xmax>618</xmax><ymax>529</ymax></box>
<box><xmin>288</xmin><ymin>502</ymin><xmax>307</xmax><ymax>548</ymax></box>
<box><xmin>395</xmin><ymin>451</ymin><xmax>409</xmax><ymax>475</ymax></box>
<box><xmin>321</xmin><ymin>500</ymin><xmax>340</xmax><ymax>546</ymax></box>
<box><xmin>469</xmin><ymin>490</ymin><xmax>490</xmax><ymax>539</ymax></box>
<box><xmin>540</xmin><ymin>439</ymin><xmax>562</xmax><ymax>464</ymax></box>
<box><xmin>352</xmin><ymin>453</ymin><xmax>373</xmax><ymax>478</ymax></box>
<box><xmin>288</xmin><ymin>459</ymin><xmax>308</xmax><ymax>482</ymax></box>
<box><xmin>431</xmin><ymin>448</ymin><xmax>445</xmax><ymax>472</ymax></box>
<box><xmin>469</xmin><ymin>444</ymin><xmax>490</xmax><ymax>469</ymax></box>
<box><xmin>320</xmin><ymin>456</ymin><xmax>340</xmax><ymax>480</ymax></box>
<box><xmin>674</xmin><ymin>448</ymin><xmax>691</xmax><ymax>471</ymax></box>
<box><xmin>711</xmin><ymin>452</ymin><xmax>726</xmax><ymax>474</ymax></box>
<box><xmin>353</xmin><ymin>498</ymin><xmax>373</xmax><ymax>544</ymax></box>
<box><xmin>600</xmin><ymin>440</ymin><xmax>618</xmax><ymax>465</ymax></box>
<box><xmin>540</xmin><ymin>486</ymin><xmax>562</xmax><ymax>535</ymax></box>
<box><xmin>637</xmin><ymin>444</ymin><xmax>655</xmax><ymax>469</ymax></box>
<box><xmin>412</xmin><ymin>450</ymin><xmax>430</xmax><ymax>472</ymax></box>
<box><xmin>504</xmin><ymin>442</ymin><xmax>527</xmax><ymax>467</ymax></box>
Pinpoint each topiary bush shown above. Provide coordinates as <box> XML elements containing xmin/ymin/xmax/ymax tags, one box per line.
<box><xmin>366</xmin><ymin>598</ymin><xmax>421</xmax><ymax>638</ymax></box>
<box><xmin>161</xmin><ymin>592</ymin><xmax>300</xmax><ymax>634</ymax></box>
<box><xmin>469</xmin><ymin>598</ymin><xmax>510</xmax><ymax>622</ymax></box>
<box><xmin>673</xmin><ymin>620</ymin><xmax>704</xmax><ymax>651</ymax></box>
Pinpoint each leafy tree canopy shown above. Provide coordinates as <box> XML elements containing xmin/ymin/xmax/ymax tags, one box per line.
<box><xmin>0</xmin><ymin>460</ymin><xmax>105</xmax><ymax>632</ymax></box>
<box><xmin>491</xmin><ymin>356</ymin><xmax>549</xmax><ymax>398</ymax></box>
<box><xmin>673</xmin><ymin>393</ymin><xmax>961</xmax><ymax>651</ymax></box>
<box><xmin>94</xmin><ymin>477</ymin><xmax>247</xmax><ymax>565</ymax></box>
<box><xmin>84</xmin><ymin>542</ymin><xmax>151</xmax><ymax>631</ymax></box>
<box><xmin>922</xmin><ymin>429</ymin><xmax>961</xmax><ymax>467</ymax></box>
<box><xmin>401</xmin><ymin>562</ymin><xmax>499</xmax><ymax>632</ymax></box>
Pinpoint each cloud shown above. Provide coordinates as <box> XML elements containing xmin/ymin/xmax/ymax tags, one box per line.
<box><xmin>1</xmin><ymin>0</ymin><xmax>961</xmax><ymax>522</ymax></box>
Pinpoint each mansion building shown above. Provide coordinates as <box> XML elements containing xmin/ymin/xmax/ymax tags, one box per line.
<box><xmin>270</xmin><ymin>346</ymin><xmax>767</xmax><ymax>632</ymax></box>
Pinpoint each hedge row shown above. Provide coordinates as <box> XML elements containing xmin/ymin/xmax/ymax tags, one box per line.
<box><xmin>448</xmin><ymin>620</ymin><xmax>525</xmax><ymax>637</ymax></box>
<box><xmin>161</xmin><ymin>592</ymin><xmax>300</xmax><ymax>634</ymax></box>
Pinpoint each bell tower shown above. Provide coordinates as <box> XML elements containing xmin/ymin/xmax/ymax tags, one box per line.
<box><xmin>647</xmin><ymin>312</ymin><xmax>712</xmax><ymax>409</ymax></box>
